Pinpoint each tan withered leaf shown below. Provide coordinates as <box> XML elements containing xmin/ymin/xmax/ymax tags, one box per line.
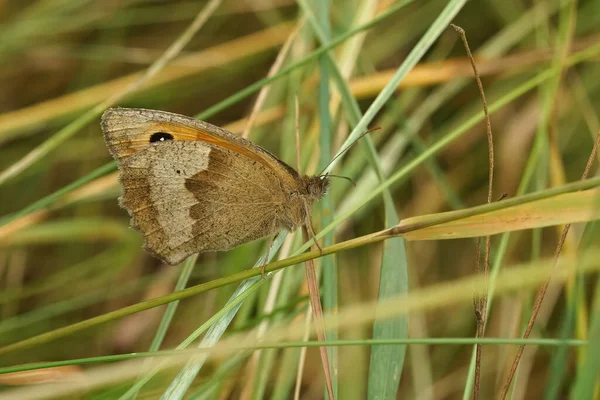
<box><xmin>399</xmin><ymin>189</ymin><xmax>600</xmax><ymax>240</ymax></box>
<box><xmin>0</xmin><ymin>365</ymin><xmax>84</xmax><ymax>386</ymax></box>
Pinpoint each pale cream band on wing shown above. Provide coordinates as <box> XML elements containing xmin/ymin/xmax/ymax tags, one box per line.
<box><xmin>145</xmin><ymin>141</ymin><xmax>211</xmax><ymax>253</ymax></box>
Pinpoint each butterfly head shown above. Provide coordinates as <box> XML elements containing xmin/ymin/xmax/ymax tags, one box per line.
<box><xmin>303</xmin><ymin>175</ymin><xmax>330</xmax><ymax>202</ymax></box>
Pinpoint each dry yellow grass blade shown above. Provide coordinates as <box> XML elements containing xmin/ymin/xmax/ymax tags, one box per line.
<box><xmin>0</xmin><ymin>365</ymin><xmax>84</xmax><ymax>386</ymax></box>
<box><xmin>0</xmin><ymin>172</ymin><xmax>119</xmax><ymax>241</ymax></box>
<box><xmin>348</xmin><ymin>35</ymin><xmax>600</xmax><ymax>99</ymax></box>
<box><xmin>0</xmin><ymin>213</ymin><xmax>48</xmax><ymax>241</ymax></box>
<box><xmin>400</xmin><ymin>189</ymin><xmax>600</xmax><ymax>240</ymax></box>
<box><xmin>0</xmin><ymin>23</ymin><xmax>292</xmax><ymax>143</ymax></box>
<box><xmin>7</xmin><ymin>32</ymin><xmax>596</xmax><ymax>146</ymax></box>
<box><xmin>2</xmin><ymin>250</ymin><xmax>598</xmax><ymax>399</ymax></box>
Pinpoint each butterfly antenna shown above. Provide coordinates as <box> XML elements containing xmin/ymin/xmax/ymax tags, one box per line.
<box><xmin>318</xmin><ymin>126</ymin><xmax>381</xmax><ymax>176</ymax></box>
<box><xmin>324</xmin><ymin>174</ymin><xmax>356</xmax><ymax>187</ymax></box>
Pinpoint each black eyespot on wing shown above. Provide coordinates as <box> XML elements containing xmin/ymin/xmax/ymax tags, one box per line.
<box><xmin>149</xmin><ymin>132</ymin><xmax>174</xmax><ymax>143</ymax></box>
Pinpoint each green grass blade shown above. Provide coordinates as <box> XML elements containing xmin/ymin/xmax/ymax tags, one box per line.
<box><xmin>158</xmin><ymin>2</ymin><xmax>419</xmax><ymax>398</ymax></box>
<box><xmin>364</xmin><ymin>1</ymin><xmax>466</xmax><ymax>397</ymax></box>
<box><xmin>571</xmin><ymin>282</ymin><xmax>600</xmax><ymax>399</ymax></box>
<box><xmin>0</xmin><ymin>0</ymin><xmax>223</xmax><ymax>186</ymax></box>
<box><xmin>0</xmin><ymin>273</ymin><xmax>155</xmax><ymax>336</ymax></box>
<box><xmin>301</xmin><ymin>0</ymin><xmax>467</xmax><ymax>396</ymax></box>
<box><xmin>194</xmin><ymin>0</ymin><xmax>413</xmax><ymax>122</ymax></box>
<box><xmin>122</xmin><ymin>256</ymin><xmax>197</xmax><ymax>400</ymax></box>
<box><xmin>0</xmin><ymin>337</ymin><xmax>588</xmax><ymax>375</ymax></box>
<box><xmin>0</xmin><ymin>161</ymin><xmax>116</xmax><ymax>226</ymax></box>
<box><xmin>159</xmin><ymin>234</ymin><xmax>286</xmax><ymax>399</ymax></box>
<box><xmin>368</xmin><ymin>198</ymin><xmax>408</xmax><ymax>400</ymax></box>
<box><xmin>321</xmin><ymin>0</ymin><xmax>466</xmax><ymax>175</ymax></box>
<box><xmin>297</xmin><ymin>0</ymin><xmax>411</xmax><ymax>395</ymax></box>
<box><xmin>1</xmin><ymin>0</ymin><xmax>414</xmax><ymax>230</ymax></box>
<box><xmin>315</xmin><ymin>0</ymin><xmax>337</xmax><ymax>397</ymax></box>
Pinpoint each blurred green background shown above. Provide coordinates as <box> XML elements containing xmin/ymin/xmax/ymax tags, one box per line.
<box><xmin>0</xmin><ymin>0</ymin><xmax>599</xmax><ymax>399</ymax></box>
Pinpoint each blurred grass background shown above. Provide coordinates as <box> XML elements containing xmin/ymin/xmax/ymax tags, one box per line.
<box><xmin>0</xmin><ymin>0</ymin><xmax>599</xmax><ymax>399</ymax></box>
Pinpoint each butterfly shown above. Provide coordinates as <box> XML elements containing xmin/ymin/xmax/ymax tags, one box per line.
<box><xmin>101</xmin><ymin>108</ymin><xmax>329</xmax><ymax>266</ymax></box>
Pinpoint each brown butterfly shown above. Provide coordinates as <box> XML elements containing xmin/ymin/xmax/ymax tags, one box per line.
<box><xmin>101</xmin><ymin>108</ymin><xmax>329</xmax><ymax>266</ymax></box>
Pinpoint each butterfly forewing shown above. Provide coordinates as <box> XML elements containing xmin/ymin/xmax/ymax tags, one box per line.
<box><xmin>101</xmin><ymin>108</ymin><xmax>299</xmax><ymax>265</ymax></box>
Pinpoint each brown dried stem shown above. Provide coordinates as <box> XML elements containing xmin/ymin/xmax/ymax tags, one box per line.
<box><xmin>499</xmin><ymin>132</ymin><xmax>600</xmax><ymax>399</ymax></box>
<box><xmin>294</xmin><ymin>97</ymin><xmax>335</xmax><ymax>399</ymax></box>
<box><xmin>451</xmin><ymin>23</ymin><xmax>495</xmax><ymax>400</ymax></box>
<box><xmin>242</xmin><ymin>20</ymin><xmax>303</xmax><ymax>139</ymax></box>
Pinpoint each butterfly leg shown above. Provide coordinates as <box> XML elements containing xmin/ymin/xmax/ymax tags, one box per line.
<box><xmin>305</xmin><ymin>219</ymin><xmax>323</xmax><ymax>255</ymax></box>
<box><xmin>261</xmin><ymin>235</ymin><xmax>276</xmax><ymax>279</ymax></box>
<box><xmin>260</xmin><ymin>219</ymin><xmax>279</xmax><ymax>279</ymax></box>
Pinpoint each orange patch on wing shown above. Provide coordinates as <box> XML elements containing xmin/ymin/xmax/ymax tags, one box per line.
<box><xmin>154</xmin><ymin>122</ymin><xmax>266</xmax><ymax>164</ymax></box>
<box><xmin>120</xmin><ymin>122</ymin><xmax>271</xmax><ymax>169</ymax></box>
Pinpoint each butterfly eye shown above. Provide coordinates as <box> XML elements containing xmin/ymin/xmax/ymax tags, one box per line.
<box><xmin>149</xmin><ymin>132</ymin><xmax>174</xmax><ymax>143</ymax></box>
